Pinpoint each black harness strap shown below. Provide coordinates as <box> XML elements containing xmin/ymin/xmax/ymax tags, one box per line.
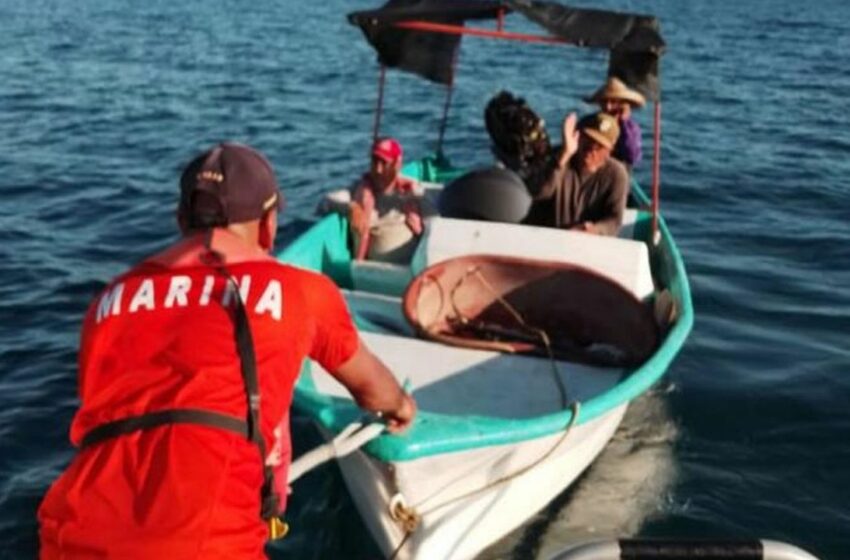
<box><xmin>79</xmin><ymin>243</ymin><xmax>281</xmax><ymax>521</ymax></box>
<box><xmin>81</xmin><ymin>408</ymin><xmax>248</xmax><ymax>448</ymax></box>
<box><xmin>224</xmin><ymin>266</ymin><xmax>280</xmax><ymax>519</ymax></box>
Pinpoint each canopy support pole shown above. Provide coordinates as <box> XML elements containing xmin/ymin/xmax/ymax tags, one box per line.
<box><xmin>372</xmin><ymin>64</ymin><xmax>387</xmax><ymax>144</ymax></box>
<box><xmin>436</xmin><ymin>49</ymin><xmax>459</xmax><ymax>157</ymax></box>
<box><xmin>436</xmin><ymin>82</ymin><xmax>454</xmax><ymax>157</ymax></box>
<box><xmin>651</xmin><ymin>100</ymin><xmax>661</xmax><ymax>245</ymax></box>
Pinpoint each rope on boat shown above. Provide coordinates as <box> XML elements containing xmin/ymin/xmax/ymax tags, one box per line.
<box><xmin>387</xmin><ymin>401</ymin><xmax>581</xmax><ymax>559</ymax></box>
<box><xmin>389</xmin><ymin>494</ymin><xmax>421</xmax><ymax>534</ymax></box>
<box><xmin>388</xmin><ymin>270</ymin><xmax>579</xmax><ymax>558</ymax></box>
<box><xmin>416</xmin><ymin>273</ymin><xmax>445</xmax><ymax>334</ymax></box>
<box><xmin>420</xmin><ymin>400</ymin><xmax>580</xmax><ymax>517</ymax></box>
<box><xmin>450</xmin><ymin>266</ymin><xmax>570</xmax><ymax>406</ymax></box>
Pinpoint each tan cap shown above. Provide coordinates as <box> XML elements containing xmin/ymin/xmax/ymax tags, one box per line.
<box><xmin>584</xmin><ymin>76</ymin><xmax>646</xmax><ymax>108</ymax></box>
<box><xmin>578</xmin><ymin>112</ymin><xmax>620</xmax><ymax>150</ymax></box>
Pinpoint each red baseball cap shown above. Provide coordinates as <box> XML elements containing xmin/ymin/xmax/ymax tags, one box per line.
<box><xmin>179</xmin><ymin>143</ymin><xmax>283</xmax><ymax>228</ymax></box>
<box><xmin>372</xmin><ymin>138</ymin><xmax>403</xmax><ymax>163</ymax></box>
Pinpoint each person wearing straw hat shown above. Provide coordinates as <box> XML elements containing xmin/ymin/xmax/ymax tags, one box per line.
<box><xmin>524</xmin><ymin>111</ymin><xmax>629</xmax><ymax>236</ymax></box>
<box><xmin>585</xmin><ymin>76</ymin><xmax>645</xmax><ymax>170</ymax></box>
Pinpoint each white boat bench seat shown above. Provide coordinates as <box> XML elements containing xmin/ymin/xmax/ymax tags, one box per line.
<box><xmin>411</xmin><ymin>217</ymin><xmax>655</xmax><ymax>300</ymax></box>
<box><xmin>310</xmin><ymin>331</ymin><xmax>623</xmax><ymax>419</ymax></box>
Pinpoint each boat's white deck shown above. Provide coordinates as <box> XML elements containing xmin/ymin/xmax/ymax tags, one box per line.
<box><xmin>310</xmin><ymin>330</ymin><xmax>623</xmax><ymax>419</ymax></box>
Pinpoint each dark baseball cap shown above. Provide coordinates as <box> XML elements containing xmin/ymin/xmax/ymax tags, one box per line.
<box><xmin>179</xmin><ymin>142</ymin><xmax>282</xmax><ymax>228</ymax></box>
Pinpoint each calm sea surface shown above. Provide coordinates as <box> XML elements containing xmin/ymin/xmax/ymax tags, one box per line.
<box><xmin>1</xmin><ymin>0</ymin><xmax>849</xmax><ymax>558</ymax></box>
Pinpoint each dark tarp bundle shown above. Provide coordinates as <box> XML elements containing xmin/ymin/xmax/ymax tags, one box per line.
<box><xmin>348</xmin><ymin>0</ymin><xmax>506</xmax><ymax>85</ymax></box>
<box><xmin>348</xmin><ymin>0</ymin><xmax>665</xmax><ymax>98</ymax></box>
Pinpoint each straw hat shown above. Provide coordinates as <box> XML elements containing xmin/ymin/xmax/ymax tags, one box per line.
<box><xmin>584</xmin><ymin>77</ymin><xmax>646</xmax><ymax>108</ymax></box>
<box><xmin>578</xmin><ymin>112</ymin><xmax>620</xmax><ymax>150</ymax></box>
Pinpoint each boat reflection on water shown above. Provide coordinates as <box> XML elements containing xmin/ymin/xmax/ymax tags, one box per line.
<box><xmin>481</xmin><ymin>386</ymin><xmax>679</xmax><ymax>559</ymax></box>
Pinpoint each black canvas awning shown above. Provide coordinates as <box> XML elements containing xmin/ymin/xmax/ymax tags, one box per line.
<box><xmin>348</xmin><ymin>0</ymin><xmax>665</xmax><ymax>99</ymax></box>
<box><xmin>348</xmin><ymin>0</ymin><xmax>506</xmax><ymax>85</ymax></box>
<box><xmin>503</xmin><ymin>0</ymin><xmax>665</xmax><ymax>99</ymax></box>
<box><xmin>349</xmin><ymin>0</ymin><xmax>506</xmax><ymax>25</ymax></box>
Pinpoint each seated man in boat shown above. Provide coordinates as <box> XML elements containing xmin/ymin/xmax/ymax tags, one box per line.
<box><xmin>348</xmin><ymin>137</ymin><xmax>425</xmax><ymax>263</ymax></box>
<box><xmin>38</xmin><ymin>143</ymin><xmax>417</xmax><ymax>559</ymax></box>
<box><xmin>585</xmin><ymin>76</ymin><xmax>645</xmax><ymax>171</ymax></box>
<box><xmin>317</xmin><ymin>138</ymin><xmax>425</xmax><ymax>263</ymax></box>
<box><xmin>523</xmin><ymin>111</ymin><xmax>629</xmax><ymax>236</ymax></box>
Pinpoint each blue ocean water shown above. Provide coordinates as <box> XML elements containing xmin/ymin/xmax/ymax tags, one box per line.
<box><xmin>1</xmin><ymin>0</ymin><xmax>849</xmax><ymax>558</ymax></box>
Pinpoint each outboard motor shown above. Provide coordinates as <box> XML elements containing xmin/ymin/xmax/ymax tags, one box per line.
<box><xmin>438</xmin><ymin>166</ymin><xmax>531</xmax><ymax>224</ymax></box>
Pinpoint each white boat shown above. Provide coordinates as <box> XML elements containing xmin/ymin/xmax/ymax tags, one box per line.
<box><xmin>277</xmin><ymin>1</ymin><xmax>692</xmax><ymax>558</ymax></box>
<box><xmin>281</xmin><ymin>206</ymin><xmax>687</xmax><ymax>559</ymax></box>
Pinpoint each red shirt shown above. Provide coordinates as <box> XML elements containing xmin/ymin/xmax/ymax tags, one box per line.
<box><xmin>39</xmin><ymin>249</ymin><xmax>358</xmax><ymax>559</ymax></box>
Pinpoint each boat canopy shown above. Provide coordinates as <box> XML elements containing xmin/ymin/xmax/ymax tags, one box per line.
<box><xmin>348</xmin><ymin>0</ymin><xmax>666</xmax><ymax>99</ymax></box>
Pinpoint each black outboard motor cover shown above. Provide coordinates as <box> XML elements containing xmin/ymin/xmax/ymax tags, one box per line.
<box><xmin>438</xmin><ymin>166</ymin><xmax>531</xmax><ymax>224</ymax></box>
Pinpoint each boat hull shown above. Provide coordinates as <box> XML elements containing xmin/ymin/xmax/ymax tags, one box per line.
<box><xmin>326</xmin><ymin>404</ymin><xmax>628</xmax><ymax>559</ymax></box>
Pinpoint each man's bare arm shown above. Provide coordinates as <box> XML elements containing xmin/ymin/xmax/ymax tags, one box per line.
<box><xmin>558</xmin><ymin>112</ymin><xmax>580</xmax><ymax>168</ymax></box>
<box><xmin>330</xmin><ymin>340</ymin><xmax>417</xmax><ymax>433</ymax></box>
<box><xmin>528</xmin><ymin>113</ymin><xmax>579</xmax><ymax>201</ymax></box>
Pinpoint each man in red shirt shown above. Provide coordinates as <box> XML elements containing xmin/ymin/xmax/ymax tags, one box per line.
<box><xmin>38</xmin><ymin>143</ymin><xmax>416</xmax><ymax>559</ymax></box>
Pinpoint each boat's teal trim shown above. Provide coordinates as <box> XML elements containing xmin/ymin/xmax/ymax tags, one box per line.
<box><xmin>281</xmin><ymin>213</ymin><xmax>354</xmax><ymax>289</ymax></box>
<box><xmin>402</xmin><ymin>154</ymin><xmax>464</xmax><ymax>184</ymax></box>
<box><xmin>277</xmin><ymin>159</ymin><xmax>693</xmax><ymax>462</ymax></box>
